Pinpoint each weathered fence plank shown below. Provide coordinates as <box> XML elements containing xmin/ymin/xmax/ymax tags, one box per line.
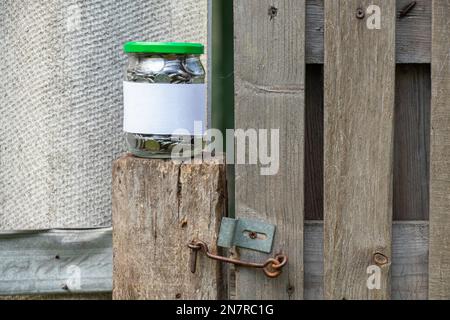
<box><xmin>234</xmin><ymin>0</ymin><xmax>305</xmax><ymax>299</ymax></box>
<box><xmin>305</xmin><ymin>222</ymin><xmax>428</xmax><ymax>300</ymax></box>
<box><xmin>394</xmin><ymin>65</ymin><xmax>431</xmax><ymax>221</ymax></box>
<box><xmin>324</xmin><ymin>0</ymin><xmax>396</xmax><ymax>300</ymax></box>
<box><xmin>306</xmin><ymin>0</ymin><xmax>325</xmax><ymax>64</ymax></box>
<box><xmin>395</xmin><ymin>0</ymin><xmax>432</xmax><ymax>64</ymax></box>
<box><xmin>306</xmin><ymin>65</ymin><xmax>431</xmax><ymax>222</ymax></box>
<box><xmin>305</xmin><ymin>65</ymin><xmax>324</xmax><ymax>221</ymax></box>
<box><xmin>112</xmin><ymin>155</ymin><xmax>226</xmax><ymax>300</ymax></box>
<box><xmin>429</xmin><ymin>0</ymin><xmax>450</xmax><ymax>300</ymax></box>
<box><xmin>305</xmin><ymin>0</ymin><xmax>431</xmax><ymax>64</ymax></box>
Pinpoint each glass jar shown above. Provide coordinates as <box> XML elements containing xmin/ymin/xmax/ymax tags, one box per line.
<box><xmin>123</xmin><ymin>42</ymin><xmax>206</xmax><ymax>159</ymax></box>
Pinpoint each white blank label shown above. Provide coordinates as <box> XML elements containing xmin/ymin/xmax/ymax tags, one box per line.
<box><xmin>123</xmin><ymin>82</ymin><xmax>206</xmax><ymax>135</ymax></box>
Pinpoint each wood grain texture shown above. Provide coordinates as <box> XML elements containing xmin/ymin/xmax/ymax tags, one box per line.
<box><xmin>306</xmin><ymin>0</ymin><xmax>325</xmax><ymax>64</ymax></box>
<box><xmin>394</xmin><ymin>65</ymin><xmax>431</xmax><ymax>221</ymax></box>
<box><xmin>112</xmin><ymin>155</ymin><xmax>226</xmax><ymax>300</ymax></box>
<box><xmin>305</xmin><ymin>65</ymin><xmax>431</xmax><ymax>222</ymax></box>
<box><xmin>305</xmin><ymin>65</ymin><xmax>324</xmax><ymax>220</ymax></box>
<box><xmin>304</xmin><ymin>222</ymin><xmax>428</xmax><ymax>300</ymax></box>
<box><xmin>324</xmin><ymin>0</ymin><xmax>396</xmax><ymax>300</ymax></box>
<box><xmin>234</xmin><ymin>0</ymin><xmax>305</xmax><ymax>299</ymax></box>
<box><xmin>429</xmin><ymin>0</ymin><xmax>450</xmax><ymax>300</ymax></box>
<box><xmin>305</xmin><ymin>0</ymin><xmax>431</xmax><ymax>63</ymax></box>
<box><xmin>396</xmin><ymin>0</ymin><xmax>432</xmax><ymax>64</ymax></box>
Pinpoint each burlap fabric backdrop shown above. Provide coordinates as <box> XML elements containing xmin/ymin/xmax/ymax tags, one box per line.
<box><xmin>0</xmin><ymin>0</ymin><xmax>207</xmax><ymax>229</ymax></box>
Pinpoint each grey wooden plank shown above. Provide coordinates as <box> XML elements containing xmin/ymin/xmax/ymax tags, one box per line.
<box><xmin>391</xmin><ymin>222</ymin><xmax>428</xmax><ymax>300</ymax></box>
<box><xmin>429</xmin><ymin>0</ymin><xmax>450</xmax><ymax>300</ymax></box>
<box><xmin>394</xmin><ymin>65</ymin><xmax>431</xmax><ymax>221</ymax></box>
<box><xmin>324</xmin><ymin>0</ymin><xmax>396</xmax><ymax>300</ymax></box>
<box><xmin>304</xmin><ymin>222</ymin><xmax>324</xmax><ymax>300</ymax></box>
<box><xmin>234</xmin><ymin>0</ymin><xmax>305</xmax><ymax>299</ymax></box>
<box><xmin>304</xmin><ymin>222</ymin><xmax>429</xmax><ymax>300</ymax></box>
<box><xmin>305</xmin><ymin>65</ymin><xmax>431</xmax><ymax>222</ymax></box>
<box><xmin>306</xmin><ymin>0</ymin><xmax>324</xmax><ymax>64</ymax></box>
<box><xmin>396</xmin><ymin>0</ymin><xmax>432</xmax><ymax>64</ymax></box>
<box><xmin>112</xmin><ymin>155</ymin><xmax>226</xmax><ymax>300</ymax></box>
<box><xmin>305</xmin><ymin>0</ymin><xmax>431</xmax><ymax>63</ymax></box>
<box><xmin>0</xmin><ymin>229</ymin><xmax>112</xmax><ymax>296</ymax></box>
<box><xmin>305</xmin><ymin>65</ymin><xmax>324</xmax><ymax>221</ymax></box>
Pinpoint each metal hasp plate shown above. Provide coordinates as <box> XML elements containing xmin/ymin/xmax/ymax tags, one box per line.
<box><xmin>217</xmin><ymin>217</ymin><xmax>276</xmax><ymax>254</ymax></box>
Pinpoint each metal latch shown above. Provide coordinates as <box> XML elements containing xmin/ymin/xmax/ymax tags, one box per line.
<box><xmin>188</xmin><ymin>218</ymin><xmax>287</xmax><ymax>279</ymax></box>
<box><xmin>217</xmin><ymin>217</ymin><xmax>276</xmax><ymax>254</ymax></box>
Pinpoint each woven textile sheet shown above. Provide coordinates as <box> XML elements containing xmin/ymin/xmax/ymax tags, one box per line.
<box><xmin>0</xmin><ymin>0</ymin><xmax>207</xmax><ymax>229</ymax></box>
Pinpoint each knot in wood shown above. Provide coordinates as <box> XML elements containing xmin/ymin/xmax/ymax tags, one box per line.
<box><xmin>373</xmin><ymin>252</ymin><xmax>389</xmax><ymax>266</ymax></box>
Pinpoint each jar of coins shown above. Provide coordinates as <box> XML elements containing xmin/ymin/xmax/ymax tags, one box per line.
<box><xmin>123</xmin><ymin>42</ymin><xmax>206</xmax><ymax>158</ymax></box>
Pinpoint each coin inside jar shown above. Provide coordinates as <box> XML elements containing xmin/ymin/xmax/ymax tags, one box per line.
<box><xmin>183</xmin><ymin>56</ymin><xmax>204</xmax><ymax>76</ymax></box>
<box><xmin>137</xmin><ymin>56</ymin><xmax>165</xmax><ymax>74</ymax></box>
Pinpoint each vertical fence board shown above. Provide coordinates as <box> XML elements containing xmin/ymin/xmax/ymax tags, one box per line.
<box><xmin>324</xmin><ymin>0</ymin><xmax>396</xmax><ymax>300</ymax></box>
<box><xmin>429</xmin><ymin>0</ymin><xmax>450</xmax><ymax>300</ymax></box>
<box><xmin>305</xmin><ymin>65</ymin><xmax>324</xmax><ymax>221</ymax></box>
<box><xmin>234</xmin><ymin>0</ymin><xmax>305</xmax><ymax>299</ymax></box>
<box><xmin>394</xmin><ymin>65</ymin><xmax>431</xmax><ymax>221</ymax></box>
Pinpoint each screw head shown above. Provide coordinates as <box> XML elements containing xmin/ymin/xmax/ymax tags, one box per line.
<box><xmin>356</xmin><ymin>8</ymin><xmax>365</xmax><ymax>19</ymax></box>
<box><xmin>268</xmin><ymin>6</ymin><xmax>278</xmax><ymax>20</ymax></box>
<box><xmin>249</xmin><ymin>232</ymin><xmax>258</xmax><ymax>240</ymax></box>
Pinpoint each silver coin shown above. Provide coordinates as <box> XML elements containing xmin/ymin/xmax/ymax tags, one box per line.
<box><xmin>137</xmin><ymin>56</ymin><xmax>165</xmax><ymax>74</ymax></box>
<box><xmin>183</xmin><ymin>57</ymin><xmax>204</xmax><ymax>76</ymax></box>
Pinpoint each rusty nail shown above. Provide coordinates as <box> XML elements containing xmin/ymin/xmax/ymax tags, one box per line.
<box><xmin>356</xmin><ymin>8</ymin><xmax>365</xmax><ymax>19</ymax></box>
<box><xmin>249</xmin><ymin>232</ymin><xmax>258</xmax><ymax>240</ymax></box>
<box><xmin>399</xmin><ymin>1</ymin><xmax>417</xmax><ymax>18</ymax></box>
<box><xmin>189</xmin><ymin>244</ymin><xmax>199</xmax><ymax>273</ymax></box>
<box><xmin>373</xmin><ymin>252</ymin><xmax>389</xmax><ymax>266</ymax></box>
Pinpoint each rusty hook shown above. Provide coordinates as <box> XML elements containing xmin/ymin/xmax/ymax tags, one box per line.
<box><xmin>188</xmin><ymin>240</ymin><xmax>288</xmax><ymax>279</ymax></box>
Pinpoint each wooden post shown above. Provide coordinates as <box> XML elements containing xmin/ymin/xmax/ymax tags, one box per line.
<box><xmin>429</xmin><ymin>0</ymin><xmax>450</xmax><ymax>300</ymax></box>
<box><xmin>234</xmin><ymin>0</ymin><xmax>306</xmax><ymax>299</ymax></box>
<box><xmin>112</xmin><ymin>155</ymin><xmax>226</xmax><ymax>300</ymax></box>
<box><xmin>324</xmin><ymin>0</ymin><xmax>396</xmax><ymax>299</ymax></box>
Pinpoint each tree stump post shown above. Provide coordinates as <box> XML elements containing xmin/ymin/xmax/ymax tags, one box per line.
<box><xmin>112</xmin><ymin>155</ymin><xmax>226</xmax><ymax>300</ymax></box>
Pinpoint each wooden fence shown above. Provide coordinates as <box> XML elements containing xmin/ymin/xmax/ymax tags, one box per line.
<box><xmin>113</xmin><ymin>0</ymin><xmax>450</xmax><ymax>300</ymax></box>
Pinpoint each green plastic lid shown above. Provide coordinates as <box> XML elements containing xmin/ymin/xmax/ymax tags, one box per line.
<box><xmin>124</xmin><ymin>42</ymin><xmax>204</xmax><ymax>55</ymax></box>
